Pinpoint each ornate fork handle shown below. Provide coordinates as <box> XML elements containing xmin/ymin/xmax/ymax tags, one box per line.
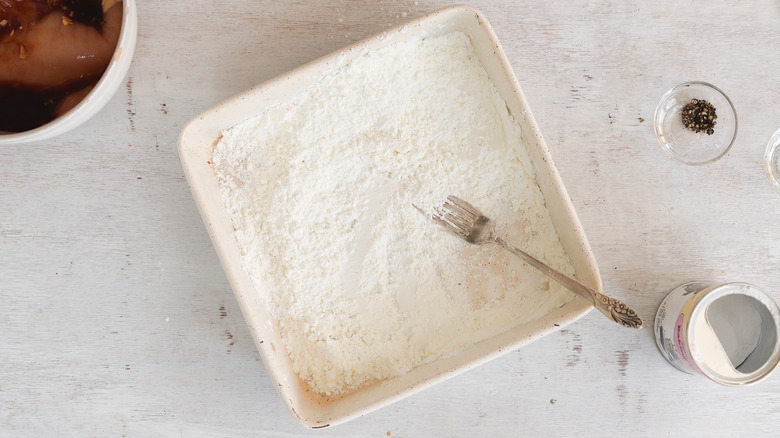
<box><xmin>421</xmin><ymin>195</ymin><xmax>643</xmax><ymax>329</ymax></box>
<box><xmin>494</xmin><ymin>237</ymin><xmax>643</xmax><ymax>329</ymax></box>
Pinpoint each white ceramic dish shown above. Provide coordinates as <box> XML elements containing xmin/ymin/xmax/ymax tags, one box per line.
<box><xmin>0</xmin><ymin>0</ymin><xmax>137</xmax><ymax>145</ymax></box>
<box><xmin>178</xmin><ymin>5</ymin><xmax>600</xmax><ymax>428</ymax></box>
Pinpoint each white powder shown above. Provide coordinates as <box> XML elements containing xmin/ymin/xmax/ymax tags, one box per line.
<box><xmin>212</xmin><ymin>31</ymin><xmax>574</xmax><ymax>396</ymax></box>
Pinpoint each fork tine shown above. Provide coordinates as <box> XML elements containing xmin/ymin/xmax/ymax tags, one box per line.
<box><xmin>444</xmin><ymin>206</ymin><xmax>479</xmax><ymax>227</ymax></box>
<box><xmin>414</xmin><ymin>197</ymin><xmax>483</xmax><ymax>240</ymax></box>
<box><xmin>442</xmin><ymin>210</ymin><xmax>472</xmax><ymax>231</ymax></box>
<box><xmin>444</xmin><ymin>197</ymin><xmax>480</xmax><ymax>223</ymax></box>
<box><xmin>446</xmin><ymin>195</ymin><xmax>483</xmax><ymax>217</ymax></box>
<box><xmin>432</xmin><ymin>213</ymin><xmax>468</xmax><ymax>238</ymax></box>
<box><xmin>433</xmin><ymin>206</ymin><xmax>466</xmax><ymax>230</ymax></box>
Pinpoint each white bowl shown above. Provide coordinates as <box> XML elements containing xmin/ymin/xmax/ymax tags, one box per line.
<box><xmin>0</xmin><ymin>0</ymin><xmax>137</xmax><ymax>145</ymax></box>
<box><xmin>179</xmin><ymin>5</ymin><xmax>600</xmax><ymax>428</ymax></box>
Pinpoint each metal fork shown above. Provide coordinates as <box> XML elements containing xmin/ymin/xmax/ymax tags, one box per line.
<box><xmin>418</xmin><ymin>195</ymin><xmax>643</xmax><ymax>329</ymax></box>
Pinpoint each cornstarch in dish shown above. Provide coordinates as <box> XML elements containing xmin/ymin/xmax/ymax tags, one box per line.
<box><xmin>212</xmin><ymin>31</ymin><xmax>575</xmax><ymax>396</ymax></box>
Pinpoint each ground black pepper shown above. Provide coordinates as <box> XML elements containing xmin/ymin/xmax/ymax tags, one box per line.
<box><xmin>681</xmin><ymin>98</ymin><xmax>717</xmax><ymax>135</ymax></box>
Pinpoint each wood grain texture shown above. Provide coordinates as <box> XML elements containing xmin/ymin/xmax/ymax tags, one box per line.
<box><xmin>2</xmin><ymin>0</ymin><xmax>780</xmax><ymax>436</ymax></box>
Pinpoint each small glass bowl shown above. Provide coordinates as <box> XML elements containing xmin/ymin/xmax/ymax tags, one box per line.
<box><xmin>654</xmin><ymin>81</ymin><xmax>737</xmax><ymax>165</ymax></box>
<box><xmin>765</xmin><ymin>128</ymin><xmax>780</xmax><ymax>195</ymax></box>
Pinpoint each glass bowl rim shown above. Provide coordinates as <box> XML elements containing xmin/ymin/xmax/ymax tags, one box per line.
<box><xmin>653</xmin><ymin>80</ymin><xmax>738</xmax><ymax>166</ymax></box>
<box><xmin>765</xmin><ymin>127</ymin><xmax>780</xmax><ymax>195</ymax></box>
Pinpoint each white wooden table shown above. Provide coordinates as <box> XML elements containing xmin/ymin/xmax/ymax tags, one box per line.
<box><xmin>2</xmin><ymin>1</ymin><xmax>780</xmax><ymax>436</ymax></box>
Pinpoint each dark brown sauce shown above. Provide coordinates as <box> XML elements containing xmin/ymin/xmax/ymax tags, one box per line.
<box><xmin>0</xmin><ymin>0</ymin><xmax>115</xmax><ymax>133</ymax></box>
<box><xmin>0</xmin><ymin>77</ymin><xmax>98</xmax><ymax>132</ymax></box>
<box><xmin>61</xmin><ymin>0</ymin><xmax>105</xmax><ymax>27</ymax></box>
<box><xmin>0</xmin><ymin>0</ymin><xmax>105</xmax><ymax>37</ymax></box>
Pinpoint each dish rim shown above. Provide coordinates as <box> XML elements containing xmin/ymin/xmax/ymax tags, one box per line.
<box><xmin>178</xmin><ymin>4</ymin><xmax>601</xmax><ymax>428</ymax></box>
<box><xmin>653</xmin><ymin>81</ymin><xmax>738</xmax><ymax>166</ymax></box>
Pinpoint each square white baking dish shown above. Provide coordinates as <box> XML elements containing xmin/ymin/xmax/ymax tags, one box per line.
<box><xmin>178</xmin><ymin>4</ymin><xmax>600</xmax><ymax>428</ymax></box>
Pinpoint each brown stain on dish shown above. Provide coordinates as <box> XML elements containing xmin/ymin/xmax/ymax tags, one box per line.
<box><xmin>219</xmin><ymin>305</ymin><xmax>227</xmax><ymax>319</ymax></box>
<box><xmin>458</xmin><ymin>238</ymin><xmax>540</xmax><ymax>310</ymax></box>
<box><xmin>617</xmin><ymin>349</ymin><xmax>629</xmax><ymax>377</ymax></box>
<box><xmin>294</xmin><ymin>370</ymin><xmax>387</xmax><ymax>406</ymax></box>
